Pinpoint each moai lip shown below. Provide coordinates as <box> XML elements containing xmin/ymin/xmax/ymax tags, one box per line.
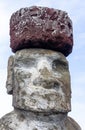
<box><xmin>0</xmin><ymin>5</ymin><xmax>82</xmax><ymax>130</ymax></box>
<box><xmin>10</xmin><ymin>6</ymin><xmax>73</xmax><ymax>56</ymax></box>
<box><xmin>1</xmin><ymin>49</ymin><xmax>81</xmax><ymax>130</ymax></box>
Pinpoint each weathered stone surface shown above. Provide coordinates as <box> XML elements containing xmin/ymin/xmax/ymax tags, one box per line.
<box><xmin>10</xmin><ymin>6</ymin><xmax>73</xmax><ymax>56</ymax></box>
<box><xmin>1</xmin><ymin>48</ymin><xmax>81</xmax><ymax>130</ymax></box>
<box><xmin>6</xmin><ymin>56</ymin><xmax>14</xmax><ymax>94</ymax></box>
<box><xmin>6</xmin><ymin>49</ymin><xmax>71</xmax><ymax>113</ymax></box>
<box><xmin>0</xmin><ymin>109</ymin><xmax>81</xmax><ymax>130</ymax></box>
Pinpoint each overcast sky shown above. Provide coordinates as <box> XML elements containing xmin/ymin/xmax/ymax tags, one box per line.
<box><xmin>0</xmin><ymin>0</ymin><xmax>85</xmax><ymax>130</ymax></box>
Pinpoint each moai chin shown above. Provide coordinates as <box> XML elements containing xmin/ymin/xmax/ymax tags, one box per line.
<box><xmin>0</xmin><ymin>6</ymin><xmax>81</xmax><ymax>130</ymax></box>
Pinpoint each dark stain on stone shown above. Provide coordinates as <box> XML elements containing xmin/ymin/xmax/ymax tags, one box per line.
<box><xmin>18</xmin><ymin>113</ymin><xmax>26</xmax><ymax>122</ymax></box>
<box><xmin>21</xmin><ymin>90</ymin><xmax>27</xmax><ymax>96</ymax></box>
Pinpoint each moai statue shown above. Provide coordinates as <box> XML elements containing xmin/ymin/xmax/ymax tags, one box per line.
<box><xmin>0</xmin><ymin>6</ymin><xmax>81</xmax><ymax>130</ymax></box>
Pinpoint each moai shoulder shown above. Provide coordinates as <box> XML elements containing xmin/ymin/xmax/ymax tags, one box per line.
<box><xmin>0</xmin><ymin>6</ymin><xmax>81</xmax><ymax>130</ymax></box>
<box><xmin>0</xmin><ymin>49</ymin><xmax>81</xmax><ymax>130</ymax></box>
<box><xmin>0</xmin><ymin>111</ymin><xmax>81</xmax><ymax>130</ymax></box>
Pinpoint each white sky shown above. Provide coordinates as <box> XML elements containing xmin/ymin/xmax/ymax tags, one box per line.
<box><xmin>0</xmin><ymin>0</ymin><xmax>85</xmax><ymax>130</ymax></box>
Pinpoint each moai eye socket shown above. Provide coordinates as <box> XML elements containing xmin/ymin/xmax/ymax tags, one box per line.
<box><xmin>52</xmin><ymin>59</ymin><xmax>68</xmax><ymax>72</ymax></box>
<box><xmin>14</xmin><ymin>58</ymin><xmax>36</xmax><ymax>68</ymax></box>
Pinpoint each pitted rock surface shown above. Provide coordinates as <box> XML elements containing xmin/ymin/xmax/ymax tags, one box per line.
<box><xmin>6</xmin><ymin>49</ymin><xmax>71</xmax><ymax>113</ymax></box>
<box><xmin>10</xmin><ymin>6</ymin><xmax>73</xmax><ymax>56</ymax></box>
<box><xmin>0</xmin><ymin>109</ymin><xmax>81</xmax><ymax>130</ymax></box>
<box><xmin>0</xmin><ymin>48</ymin><xmax>81</xmax><ymax>130</ymax></box>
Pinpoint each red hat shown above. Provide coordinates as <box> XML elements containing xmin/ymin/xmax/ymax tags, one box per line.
<box><xmin>10</xmin><ymin>6</ymin><xmax>73</xmax><ymax>56</ymax></box>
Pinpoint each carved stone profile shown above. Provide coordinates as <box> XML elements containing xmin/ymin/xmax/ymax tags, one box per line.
<box><xmin>0</xmin><ymin>49</ymin><xmax>81</xmax><ymax>130</ymax></box>
<box><xmin>0</xmin><ymin>6</ymin><xmax>81</xmax><ymax>130</ymax></box>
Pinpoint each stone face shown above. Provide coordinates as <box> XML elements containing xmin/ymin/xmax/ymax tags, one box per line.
<box><xmin>10</xmin><ymin>6</ymin><xmax>73</xmax><ymax>56</ymax></box>
<box><xmin>0</xmin><ymin>5</ymin><xmax>81</xmax><ymax>130</ymax></box>
<box><xmin>6</xmin><ymin>49</ymin><xmax>71</xmax><ymax>113</ymax></box>
<box><xmin>0</xmin><ymin>109</ymin><xmax>81</xmax><ymax>130</ymax></box>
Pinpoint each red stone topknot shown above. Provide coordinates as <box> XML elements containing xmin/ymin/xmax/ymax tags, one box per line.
<box><xmin>10</xmin><ymin>6</ymin><xmax>73</xmax><ymax>56</ymax></box>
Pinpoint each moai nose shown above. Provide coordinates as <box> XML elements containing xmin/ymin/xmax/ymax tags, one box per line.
<box><xmin>38</xmin><ymin>59</ymin><xmax>50</xmax><ymax>67</ymax></box>
<box><xmin>37</xmin><ymin>59</ymin><xmax>52</xmax><ymax>75</ymax></box>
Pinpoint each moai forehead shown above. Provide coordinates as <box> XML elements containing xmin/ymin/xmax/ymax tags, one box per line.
<box><xmin>10</xmin><ymin>6</ymin><xmax>73</xmax><ymax>56</ymax></box>
<box><xmin>7</xmin><ymin>49</ymin><xmax>71</xmax><ymax>113</ymax></box>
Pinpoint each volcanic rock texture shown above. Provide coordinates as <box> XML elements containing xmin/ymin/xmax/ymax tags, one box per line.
<box><xmin>10</xmin><ymin>6</ymin><xmax>73</xmax><ymax>56</ymax></box>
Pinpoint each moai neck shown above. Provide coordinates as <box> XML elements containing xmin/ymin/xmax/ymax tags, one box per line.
<box><xmin>5</xmin><ymin>49</ymin><xmax>72</xmax><ymax>130</ymax></box>
<box><xmin>0</xmin><ymin>6</ymin><xmax>81</xmax><ymax>130</ymax></box>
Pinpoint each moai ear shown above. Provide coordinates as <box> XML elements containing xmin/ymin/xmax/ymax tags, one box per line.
<box><xmin>6</xmin><ymin>55</ymin><xmax>14</xmax><ymax>94</ymax></box>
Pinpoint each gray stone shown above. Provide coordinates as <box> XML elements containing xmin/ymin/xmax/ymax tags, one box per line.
<box><xmin>0</xmin><ymin>49</ymin><xmax>81</xmax><ymax>130</ymax></box>
<box><xmin>0</xmin><ymin>109</ymin><xmax>81</xmax><ymax>130</ymax></box>
<box><xmin>6</xmin><ymin>56</ymin><xmax>14</xmax><ymax>94</ymax></box>
<box><xmin>6</xmin><ymin>49</ymin><xmax>71</xmax><ymax>113</ymax></box>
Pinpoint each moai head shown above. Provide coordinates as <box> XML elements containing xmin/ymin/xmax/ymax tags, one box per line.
<box><xmin>7</xmin><ymin>6</ymin><xmax>73</xmax><ymax>113</ymax></box>
<box><xmin>1</xmin><ymin>6</ymin><xmax>81</xmax><ymax>130</ymax></box>
<box><xmin>6</xmin><ymin>49</ymin><xmax>71</xmax><ymax>113</ymax></box>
